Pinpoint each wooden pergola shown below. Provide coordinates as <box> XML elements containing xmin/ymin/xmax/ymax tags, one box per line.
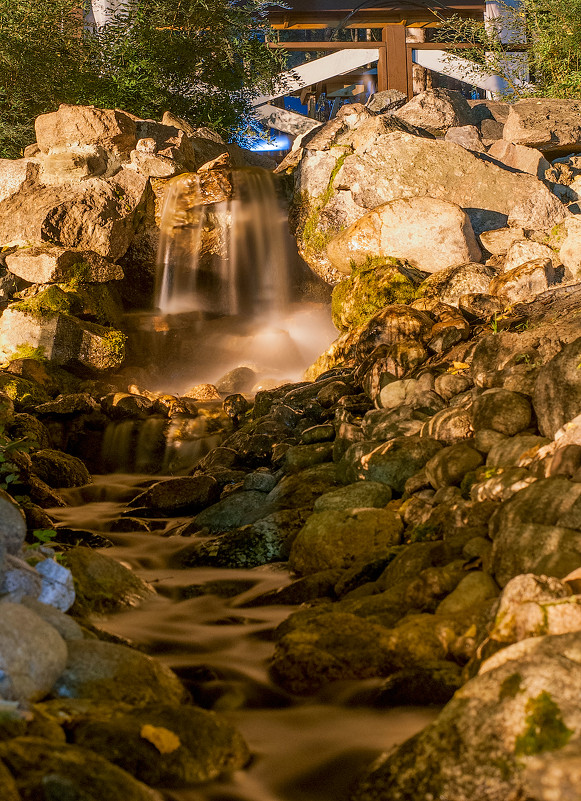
<box><xmin>266</xmin><ymin>0</ymin><xmax>486</xmax><ymax>99</ymax></box>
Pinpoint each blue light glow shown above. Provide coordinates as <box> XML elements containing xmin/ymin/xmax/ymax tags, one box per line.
<box><xmin>249</xmin><ymin>133</ymin><xmax>291</xmax><ymax>152</ymax></box>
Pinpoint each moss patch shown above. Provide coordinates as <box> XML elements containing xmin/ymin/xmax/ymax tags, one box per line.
<box><xmin>499</xmin><ymin>672</ymin><xmax>523</xmax><ymax>700</ymax></box>
<box><xmin>12</xmin><ymin>286</ymin><xmax>79</xmax><ymax>320</ymax></box>
<box><xmin>6</xmin><ymin>344</ymin><xmax>47</xmax><ymax>363</ymax></box>
<box><xmin>100</xmin><ymin>329</ymin><xmax>127</xmax><ymax>362</ymax></box>
<box><xmin>331</xmin><ymin>259</ymin><xmax>417</xmax><ymax>332</ymax></box>
<box><xmin>514</xmin><ymin>691</ymin><xmax>573</xmax><ymax>756</ymax></box>
<box><xmin>298</xmin><ymin>150</ymin><xmax>350</xmax><ymax>260</ymax></box>
<box><xmin>0</xmin><ymin>374</ymin><xmax>49</xmax><ymax>408</ymax></box>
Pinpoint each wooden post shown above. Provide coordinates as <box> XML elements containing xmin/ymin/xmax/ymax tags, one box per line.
<box><xmin>383</xmin><ymin>23</ymin><xmax>409</xmax><ymax>96</ymax></box>
<box><xmin>377</xmin><ymin>37</ymin><xmax>388</xmax><ymax>92</ymax></box>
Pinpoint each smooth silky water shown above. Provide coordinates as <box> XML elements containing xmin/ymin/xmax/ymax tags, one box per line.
<box><xmin>56</xmin><ymin>170</ymin><xmax>438</xmax><ymax>798</ymax></box>
<box><xmin>134</xmin><ymin>167</ymin><xmax>337</xmax><ymax>395</ymax></box>
<box><xmin>51</xmin><ymin>477</ymin><xmax>438</xmax><ymax>801</ymax></box>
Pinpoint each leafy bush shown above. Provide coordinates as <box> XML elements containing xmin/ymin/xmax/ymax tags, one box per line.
<box><xmin>0</xmin><ymin>0</ymin><xmax>285</xmax><ymax>158</ymax></box>
<box><xmin>434</xmin><ymin>0</ymin><xmax>581</xmax><ymax>99</ymax></box>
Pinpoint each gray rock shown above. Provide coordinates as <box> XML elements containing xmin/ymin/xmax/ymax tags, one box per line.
<box><xmin>351</xmin><ymin>629</ymin><xmax>581</xmax><ymax>801</ymax></box>
<box><xmin>30</xmin><ymin>449</ymin><xmax>91</xmax><ymax>488</ymax></box>
<box><xmin>36</xmin><ymin>558</ymin><xmax>76</xmax><ymax>612</ymax></box>
<box><xmin>0</xmin><ymin>488</ymin><xmax>26</xmax><ymax>555</ymax></box>
<box><xmin>290</xmin><ymin>508</ymin><xmax>403</xmax><ymax>575</ymax></box>
<box><xmin>0</xmin><ymin>736</ymin><xmax>164</xmax><ymax>801</ymax></box>
<box><xmin>0</xmin><ymin>555</ymin><xmax>43</xmax><ymax>602</ymax></box>
<box><xmin>471</xmin><ymin>388</ymin><xmax>532</xmax><ymax>436</ymax></box>
<box><xmin>51</xmin><ymin>639</ymin><xmax>186</xmax><ymax>706</ymax></box>
<box><xmin>534</xmin><ymin>336</ymin><xmax>581</xmax><ymax>438</ymax></box>
<box><xmin>0</xmin><ymin>601</ymin><xmax>67</xmax><ymax>702</ymax></box>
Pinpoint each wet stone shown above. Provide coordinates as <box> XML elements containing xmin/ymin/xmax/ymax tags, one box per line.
<box><xmin>69</xmin><ymin>703</ymin><xmax>249</xmax><ymax>788</ymax></box>
<box><xmin>30</xmin><ymin>449</ymin><xmax>91</xmax><ymax>489</ymax></box>
<box><xmin>64</xmin><ymin>547</ymin><xmax>154</xmax><ymax>615</ymax></box>
<box><xmin>0</xmin><ymin>737</ymin><xmax>164</xmax><ymax>801</ymax></box>
<box><xmin>129</xmin><ymin>475</ymin><xmax>220</xmax><ymax>513</ymax></box>
<box><xmin>51</xmin><ymin>639</ymin><xmax>186</xmax><ymax>706</ymax></box>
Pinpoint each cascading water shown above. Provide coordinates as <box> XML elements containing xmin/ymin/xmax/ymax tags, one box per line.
<box><xmin>61</xmin><ymin>168</ymin><xmax>437</xmax><ymax>800</ymax></box>
<box><xmin>147</xmin><ymin>166</ymin><xmax>336</xmax><ymax>393</ymax></box>
<box><xmin>156</xmin><ymin>169</ymin><xmax>291</xmax><ymax>321</ymax></box>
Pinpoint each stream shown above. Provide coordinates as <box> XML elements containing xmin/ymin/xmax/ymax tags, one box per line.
<box><xmin>51</xmin><ymin>474</ymin><xmax>439</xmax><ymax>801</ymax></box>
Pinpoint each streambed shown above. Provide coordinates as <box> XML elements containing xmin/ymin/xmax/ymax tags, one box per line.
<box><xmin>51</xmin><ymin>475</ymin><xmax>438</xmax><ymax>801</ymax></box>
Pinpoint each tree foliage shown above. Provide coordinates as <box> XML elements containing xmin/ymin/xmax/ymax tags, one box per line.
<box><xmin>434</xmin><ymin>0</ymin><xmax>581</xmax><ymax>99</ymax></box>
<box><xmin>0</xmin><ymin>0</ymin><xmax>285</xmax><ymax>158</ymax></box>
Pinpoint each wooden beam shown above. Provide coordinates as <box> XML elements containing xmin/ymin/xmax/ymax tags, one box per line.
<box><xmin>268</xmin><ymin>41</ymin><xmax>386</xmax><ymax>50</ymax></box>
<box><xmin>384</xmin><ymin>24</ymin><xmax>408</xmax><ymax>96</ymax></box>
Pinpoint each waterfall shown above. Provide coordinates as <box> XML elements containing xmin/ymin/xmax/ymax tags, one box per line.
<box><xmin>155</xmin><ymin>168</ymin><xmax>290</xmax><ymax>321</ymax></box>
<box><xmin>128</xmin><ymin>165</ymin><xmax>336</xmax><ymax>395</ymax></box>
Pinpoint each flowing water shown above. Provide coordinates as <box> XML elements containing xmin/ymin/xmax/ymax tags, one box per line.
<box><xmin>135</xmin><ymin>167</ymin><xmax>336</xmax><ymax>395</ymax></box>
<box><xmin>52</xmin><ymin>476</ymin><xmax>439</xmax><ymax>801</ymax></box>
<box><xmin>60</xmin><ymin>170</ymin><xmax>437</xmax><ymax>797</ymax></box>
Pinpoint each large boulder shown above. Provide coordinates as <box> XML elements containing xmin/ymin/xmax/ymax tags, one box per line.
<box><xmin>294</xmin><ymin>130</ymin><xmax>567</xmax><ymax>280</ymax></box>
<box><xmin>35</xmin><ymin>104</ymin><xmax>138</xmax><ymax>157</ymax></box>
<box><xmin>393</xmin><ymin>89</ymin><xmax>475</xmax><ymax>135</ymax></box>
<box><xmin>326</xmin><ymin>196</ymin><xmax>481</xmax><ymax>275</ymax></box>
<box><xmin>0</xmin><ymin>307</ymin><xmax>126</xmax><ymax>372</ymax></box>
<box><xmin>351</xmin><ymin>630</ymin><xmax>581</xmax><ymax>801</ymax></box>
<box><xmin>502</xmin><ymin>99</ymin><xmax>581</xmax><ymax>154</ymax></box>
<box><xmin>0</xmin><ymin>167</ymin><xmax>151</xmax><ymax>261</ymax></box>
<box><xmin>289</xmin><ymin>508</ymin><xmax>403</xmax><ymax>575</ymax></box>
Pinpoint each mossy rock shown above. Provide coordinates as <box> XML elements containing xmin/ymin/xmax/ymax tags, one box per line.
<box><xmin>331</xmin><ymin>259</ymin><xmax>418</xmax><ymax>332</ymax></box>
<box><xmin>63</xmin><ymin>547</ymin><xmax>154</xmax><ymax>616</ymax></box>
<box><xmin>11</xmin><ymin>285</ymin><xmax>80</xmax><ymax>319</ymax></box>
<box><xmin>0</xmin><ymin>372</ymin><xmax>50</xmax><ymax>410</ymax></box>
<box><xmin>69</xmin><ymin>703</ymin><xmax>250</xmax><ymax>787</ymax></box>
<box><xmin>0</xmin><ymin>736</ymin><xmax>164</xmax><ymax>801</ymax></box>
